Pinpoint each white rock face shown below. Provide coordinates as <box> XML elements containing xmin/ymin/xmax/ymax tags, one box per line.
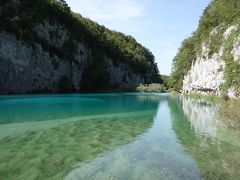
<box><xmin>231</xmin><ymin>34</ymin><xmax>240</xmax><ymax>62</ymax></box>
<box><xmin>223</xmin><ymin>25</ymin><xmax>238</xmax><ymax>39</ymax></box>
<box><xmin>227</xmin><ymin>87</ymin><xmax>237</xmax><ymax>99</ymax></box>
<box><xmin>183</xmin><ymin>25</ymin><xmax>240</xmax><ymax>98</ymax></box>
<box><xmin>183</xmin><ymin>44</ymin><xmax>225</xmax><ymax>95</ymax></box>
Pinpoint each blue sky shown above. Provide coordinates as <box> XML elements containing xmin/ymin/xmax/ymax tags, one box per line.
<box><xmin>66</xmin><ymin>0</ymin><xmax>211</xmax><ymax>75</ymax></box>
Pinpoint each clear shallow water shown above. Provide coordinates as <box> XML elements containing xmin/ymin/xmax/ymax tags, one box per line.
<box><xmin>0</xmin><ymin>93</ymin><xmax>239</xmax><ymax>180</ymax></box>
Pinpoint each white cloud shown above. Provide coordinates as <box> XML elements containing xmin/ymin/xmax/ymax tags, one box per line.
<box><xmin>66</xmin><ymin>0</ymin><xmax>143</xmax><ymax>22</ymax></box>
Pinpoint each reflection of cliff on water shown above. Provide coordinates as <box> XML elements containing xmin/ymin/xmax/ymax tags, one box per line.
<box><xmin>179</xmin><ymin>96</ymin><xmax>219</xmax><ymax>138</ymax></box>
<box><xmin>0</xmin><ymin>114</ymin><xmax>154</xmax><ymax>180</ymax></box>
<box><xmin>168</xmin><ymin>95</ymin><xmax>240</xmax><ymax>179</ymax></box>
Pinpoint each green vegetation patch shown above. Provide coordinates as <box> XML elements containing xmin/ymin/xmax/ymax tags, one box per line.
<box><xmin>219</xmin><ymin>99</ymin><xmax>240</xmax><ymax>129</ymax></box>
<box><xmin>222</xmin><ymin>29</ymin><xmax>240</xmax><ymax>91</ymax></box>
<box><xmin>136</xmin><ymin>83</ymin><xmax>167</xmax><ymax>93</ymax></box>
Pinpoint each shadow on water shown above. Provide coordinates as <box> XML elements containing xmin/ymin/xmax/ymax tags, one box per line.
<box><xmin>168</xmin><ymin>95</ymin><xmax>240</xmax><ymax>179</ymax></box>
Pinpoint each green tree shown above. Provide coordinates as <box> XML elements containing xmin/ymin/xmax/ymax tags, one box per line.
<box><xmin>57</xmin><ymin>0</ymin><xmax>70</xmax><ymax>11</ymax></box>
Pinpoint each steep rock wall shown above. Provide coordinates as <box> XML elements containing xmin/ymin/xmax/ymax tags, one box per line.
<box><xmin>182</xmin><ymin>25</ymin><xmax>240</xmax><ymax>98</ymax></box>
<box><xmin>0</xmin><ymin>21</ymin><xmax>147</xmax><ymax>94</ymax></box>
<box><xmin>183</xmin><ymin>43</ymin><xmax>225</xmax><ymax>95</ymax></box>
<box><xmin>107</xmin><ymin>60</ymin><xmax>145</xmax><ymax>88</ymax></box>
<box><xmin>0</xmin><ymin>28</ymin><xmax>89</xmax><ymax>94</ymax></box>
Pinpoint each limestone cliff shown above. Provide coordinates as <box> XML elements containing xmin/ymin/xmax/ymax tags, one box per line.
<box><xmin>0</xmin><ymin>0</ymin><xmax>159</xmax><ymax>94</ymax></box>
<box><xmin>170</xmin><ymin>0</ymin><xmax>240</xmax><ymax>98</ymax></box>
<box><xmin>183</xmin><ymin>26</ymin><xmax>240</xmax><ymax>98</ymax></box>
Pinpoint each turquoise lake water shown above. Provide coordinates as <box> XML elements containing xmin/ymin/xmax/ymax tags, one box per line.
<box><xmin>0</xmin><ymin>93</ymin><xmax>239</xmax><ymax>179</ymax></box>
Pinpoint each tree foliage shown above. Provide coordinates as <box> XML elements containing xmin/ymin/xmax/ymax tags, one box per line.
<box><xmin>169</xmin><ymin>36</ymin><xmax>196</xmax><ymax>90</ymax></box>
<box><xmin>136</xmin><ymin>83</ymin><xmax>167</xmax><ymax>93</ymax></box>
